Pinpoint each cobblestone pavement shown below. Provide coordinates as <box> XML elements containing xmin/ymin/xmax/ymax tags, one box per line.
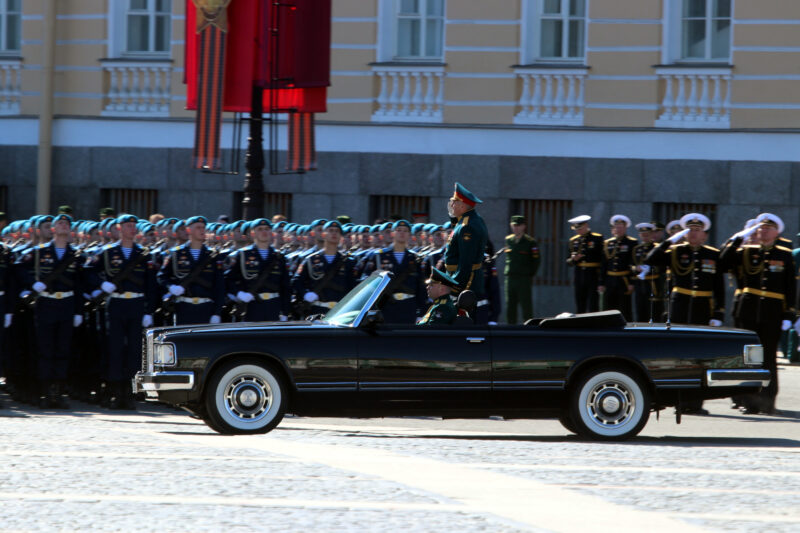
<box><xmin>1</xmin><ymin>362</ymin><xmax>799</xmax><ymax>533</ymax></box>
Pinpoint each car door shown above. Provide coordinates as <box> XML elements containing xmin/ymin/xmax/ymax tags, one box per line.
<box><xmin>357</xmin><ymin>323</ymin><xmax>492</xmax><ymax>412</ymax></box>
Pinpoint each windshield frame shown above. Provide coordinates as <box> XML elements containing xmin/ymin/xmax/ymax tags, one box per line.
<box><xmin>324</xmin><ymin>271</ymin><xmax>392</xmax><ymax>328</ymax></box>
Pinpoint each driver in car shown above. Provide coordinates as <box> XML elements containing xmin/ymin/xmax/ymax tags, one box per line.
<box><xmin>418</xmin><ymin>268</ymin><xmax>459</xmax><ymax>325</ymax></box>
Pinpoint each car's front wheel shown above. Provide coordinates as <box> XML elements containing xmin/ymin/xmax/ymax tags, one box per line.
<box><xmin>204</xmin><ymin>359</ymin><xmax>286</xmax><ymax>435</ymax></box>
<box><xmin>570</xmin><ymin>368</ymin><xmax>650</xmax><ymax>441</ymax></box>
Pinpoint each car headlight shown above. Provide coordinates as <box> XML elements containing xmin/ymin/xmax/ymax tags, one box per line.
<box><xmin>744</xmin><ymin>344</ymin><xmax>763</xmax><ymax>366</ymax></box>
<box><xmin>153</xmin><ymin>343</ymin><xmax>176</xmax><ymax>365</ymax></box>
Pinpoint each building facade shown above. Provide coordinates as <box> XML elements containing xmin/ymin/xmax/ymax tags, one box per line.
<box><xmin>1</xmin><ymin>0</ymin><xmax>800</xmax><ymax>316</ymax></box>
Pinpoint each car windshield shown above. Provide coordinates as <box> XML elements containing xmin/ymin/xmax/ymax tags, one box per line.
<box><xmin>324</xmin><ymin>272</ymin><xmax>387</xmax><ymax>327</ymax></box>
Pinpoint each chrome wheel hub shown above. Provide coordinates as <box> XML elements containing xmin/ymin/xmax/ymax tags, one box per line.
<box><xmin>224</xmin><ymin>376</ymin><xmax>272</xmax><ymax>422</ymax></box>
<box><xmin>586</xmin><ymin>381</ymin><xmax>634</xmax><ymax>426</ymax></box>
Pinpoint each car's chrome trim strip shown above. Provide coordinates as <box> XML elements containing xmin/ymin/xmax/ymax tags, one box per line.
<box><xmin>296</xmin><ymin>382</ymin><xmax>357</xmax><ymax>391</ymax></box>
<box><xmin>493</xmin><ymin>380</ymin><xmax>565</xmax><ymax>390</ymax></box>
<box><xmin>360</xmin><ymin>381</ymin><xmax>491</xmax><ymax>391</ymax></box>
<box><xmin>653</xmin><ymin>378</ymin><xmax>702</xmax><ymax>389</ymax></box>
<box><xmin>706</xmin><ymin>369</ymin><xmax>771</xmax><ymax>387</ymax></box>
<box><xmin>134</xmin><ymin>371</ymin><xmax>195</xmax><ymax>392</ymax></box>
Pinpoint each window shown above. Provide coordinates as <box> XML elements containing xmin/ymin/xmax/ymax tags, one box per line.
<box><xmin>232</xmin><ymin>192</ymin><xmax>293</xmax><ymax>221</ymax></box>
<box><xmin>101</xmin><ymin>188</ymin><xmax>159</xmax><ymax>219</ymax></box>
<box><xmin>369</xmin><ymin>195</ymin><xmax>430</xmax><ymax>223</ymax></box>
<box><xmin>681</xmin><ymin>0</ymin><xmax>730</xmax><ymax>60</ymax></box>
<box><xmin>395</xmin><ymin>0</ymin><xmax>444</xmax><ymax>60</ymax></box>
<box><xmin>125</xmin><ymin>0</ymin><xmax>171</xmax><ymax>55</ymax></box>
<box><xmin>0</xmin><ymin>0</ymin><xmax>21</xmax><ymax>53</ymax></box>
<box><xmin>539</xmin><ymin>0</ymin><xmax>585</xmax><ymax>59</ymax></box>
<box><xmin>511</xmin><ymin>199</ymin><xmax>572</xmax><ymax>286</ymax></box>
<box><xmin>653</xmin><ymin>202</ymin><xmax>717</xmax><ymax>244</ymax></box>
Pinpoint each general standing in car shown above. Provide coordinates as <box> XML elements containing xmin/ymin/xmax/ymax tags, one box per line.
<box><xmin>443</xmin><ymin>182</ymin><xmax>488</xmax><ymax>296</ymax></box>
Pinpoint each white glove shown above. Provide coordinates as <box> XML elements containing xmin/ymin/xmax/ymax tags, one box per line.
<box><xmin>142</xmin><ymin>314</ymin><xmax>153</xmax><ymax>328</ymax></box>
<box><xmin>168</xmin><ymin>284</ymin><xmax>185</xmax><ymax>296</ymax></box>
<box><xmin>91</xmin><ymin>289</ymin><xmax>103</xmax><ymax>299</ymax></box>
<box><xmin>794</xmin><ymin>318</ymin><xmax>800</xmax><ymax>336</ymax></box>
<box><xmin>4</xmin><ymin>313</ymin><xmax>12</xmax><ymax>328</ymax></box>
<box><xmin>73</xmin><ymin>314</ymin><xmax>83</xmax><ymax>327</ymax></box>
<box><xmin>279</xmin><ymin>314</ymin><xmax>288</xmax><ymax>322</ymax></box>
<box><xmin>488</xmin><ymin>321</ymin><xmax>497</xmax><ymax>325</ymax></box>
<box><xmin>304</xmin><ymin>291</ymin><xmax>319</xmax><ymax>303</ymax></box>
<box><xmin>781</xmin><ymin>319</ymin><xmax>792</xmax><ymax>331</ymax></box>
<box><xmin>101</xmin><ymin>281</ymin><xmax>116</xmax><ymax>294</ymax></box>
<box><xmin>637</xmin><ymin>265</ymin><xmax>651</xmax><ymax>280</ymax></box>
<box><xmin>668</xmin><ymin>228</ymin><xmax>690</xmax><ymax>243</ymax></box>
<box><xmin>709</xmin><ymin>319</ymin><xmax>722</xmax><ymax>327</ymax></box>
<box><xmin>732</xmin><ymin>225</ymin><xmax>759</xmax><ymax>241</ymax></box>
<box><xmin>33</xmin><ymin>281</ymin><xmax>47</xmax><ymax>293</ymax></box>
<box><xmin>210</xmin><ymin>315</ymin><xmax>221</xmax><ymax>324</ymax></box>
<box><xmin>19</xmin><ymin>290</ymin><xmax>31</xmax><ymax>298</ymax></box>
<box><xmin>236</xmin><ymin>291</ymin><xmax>255</xmax><ymax>303</ymax></box>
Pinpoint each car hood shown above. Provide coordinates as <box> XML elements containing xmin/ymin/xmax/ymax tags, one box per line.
<box><xmin>147</xmin><ymin>320</ymin><xmax>338</xmax><ymax>338</ymax></box>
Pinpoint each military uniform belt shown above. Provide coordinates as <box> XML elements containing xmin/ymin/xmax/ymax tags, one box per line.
<box><xmin>642</xmin><ymin>274</ymin><xmax>659</xmax><ymax>280</ymax></box>
<box><xmin>257</xmin><ymin>292</ymin><xmax>280</xmax><ymax>300</ymax></box>
<box><xmin>110</xmin><ymin>291</ymin><xmax>144</xmax><ymax>299</ymax></box>
<box><xmin>476</xmin><ymin>299</ymin><xmax>489</xmax><ymax>307</ymax></box>
<box><xmin>391</xmin><ymin>293</ymin><xmax>416</xmax><ymax>301</ymax></box>
<box><xmin>40</xmin><ymin>291</ymin><xmax>74</xmax><ymax>299</ymax></box>
<box><xmin>176</xmin><ymin>296</ymin><xmax>213</xmax><ymax>304</ymax></box>
<box><xmin>606</xmin><ymin>270</ymin><xmax>631</xmax><ymax>276</ymax></box>
<box><xmin>445</xmin><ymin>265</ymin><xmax>457</xmax><ymax>272</ymax></box>
<box><xmin>577</xmin><ymin>262</ymin><xmax>601</xmax><ymax>268</ymax></box>
<box><xmin>472</xmin><ymin>263</ymin><xmax>482</xmax><ymax>271</ymax></box>
<box><xmin>672</xmin><ymin>287</ymin><xmax>712</xmax><ymax>298</ymax></box>
<box><xmin>314</xmin><ymin>301</ymin><xmax>338</xmax><ymax>309</ymax></box>
<box><xmin>742</xmin><ymin>287</ymin><xmax>785</xmax><ymax>300</ymax></box>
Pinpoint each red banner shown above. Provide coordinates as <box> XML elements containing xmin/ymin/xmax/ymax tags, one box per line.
<box><xmin>185</xmin><ymin>0</ymin><xmax>330</xmax><ymax>113</ymax></box>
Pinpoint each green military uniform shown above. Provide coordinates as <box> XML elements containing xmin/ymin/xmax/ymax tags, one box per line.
<box><xmin>444</xmin><ymin>183</ymin><xmax>488</xmax><ymax>295</ymax></box>
<box><xmin>787</xmin><ymin>246</ymin><xmax>800</xmax><ymax>363</ymax></box>
<box><xmin>418</xmin><ymin>296</ymin><xmax>456</xmax><ymax>325</ymax></box>
<box><xmin>504</xmin><ymin>215</ymin><xmax>540</xmax><ymax>324</ymax></box>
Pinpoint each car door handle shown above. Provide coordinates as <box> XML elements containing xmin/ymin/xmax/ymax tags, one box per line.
<box><xmin>466</xmin><ymin>337</ymin><xmax>485</xmax><ymax>344</ymax></box>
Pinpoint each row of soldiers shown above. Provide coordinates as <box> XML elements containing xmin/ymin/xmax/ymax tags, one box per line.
<box><xmin>0</xmin><ymin>187</ymin><xmax>498</xmax><ymax>410</ymax></box>
<box><xmin>566</xmin><ymin>211</ymin><xmax>797</xmax><ymax>414</ymax></box>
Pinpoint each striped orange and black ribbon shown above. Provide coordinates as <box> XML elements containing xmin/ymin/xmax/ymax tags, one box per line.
<box><xmin>193</xmin><ymin>24</ymin><xmax>226</xmax><ymax>169</ymax></box>
<box><xmin>287</xmin><ymin>112</ymin><xmax>316</xmax><ymax>172</ymax></box>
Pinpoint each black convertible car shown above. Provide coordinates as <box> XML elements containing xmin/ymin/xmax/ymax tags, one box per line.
<box><xmin>135</xmin><ymin>271</ymin><xmax>770</xmax><ymax>440</ymax></box>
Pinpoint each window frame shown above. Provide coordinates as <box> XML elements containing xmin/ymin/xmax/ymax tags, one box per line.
<box><xmin>522</xmin><ymin>0</ymin><xmax>587</xmax><ymax>65</ymax></box>
<box><xmin>109</xmin><ymin>0</ymin><xmax>172</xmax><ymax>59</ymax></box>
<box><xmin>393</xmin><ymin>0</ymin><xmax>445</xmax><ymax>61</ymax></box>
<box><xmin>0</xmin><ymin>0</ymin><xmax>22</xmax><ymax>54</ymax></box>
<box><xmin>664</xmin><ymin>0</ymin><xmax>733</xmax><ymax>64</ymax></box>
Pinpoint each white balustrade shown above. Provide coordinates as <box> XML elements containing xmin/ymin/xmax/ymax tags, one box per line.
<box><xmin>371</xmin><ymin>65</ymin><xmax>445</xmax><ymax>123</ymax></box>
<box><xmin>655</xmin><ymin>67</ymin><xmax>731</xmax><ymax>129</ymax></box>
<box><xmin>513</xmin><ymin>68</ymin><xmax>587</xmax><ymax>126</ymax></box>
<box><xmin>0</xmin><ymin>59</ymin><xmax>22</xmax><ymax>116</ymax></box>
<box><xmin>102</xmin><ymin>61</ymin><xmax>172</xmax><ymax>117</ymax></box>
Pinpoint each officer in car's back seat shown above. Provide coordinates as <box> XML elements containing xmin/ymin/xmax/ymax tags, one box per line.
<box><xmin>418</xmin><ymin>268</ymin><xmax>458</xmax><ymax>326</ymax></box>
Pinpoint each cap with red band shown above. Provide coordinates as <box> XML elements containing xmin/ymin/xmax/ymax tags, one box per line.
<box><xmin>450</xmin><ymin>182</ymin><xmax>482</xmax><ymax>207</ymax></box>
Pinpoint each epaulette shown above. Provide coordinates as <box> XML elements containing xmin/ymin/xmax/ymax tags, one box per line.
<box><xmin>506</xmin><ymin>234</ymin><xmax>515</xmax><ymax>240</ymax></box>
<box><xmin>569</xmin><ymin>234</ymin><xmax>580</xmax><ymax>241</ymax></box>
<box><xmin>591</xmin><ymin>233</ymin><xmax>602</xmax><ymax>237</ymax></box>
<box><xmin>703</xmin><ymin>245</ymin><xmax>720</xmax><ymax>252</ymax></box>
<box><xmin>523</xmin><ymin>234</ymin><xmax>535</xmax><ymax>242</ymax></box>
<box><xmin>776</xmin><ymin>245</ymin><xmax>792</xmax><ymax>253</ymax></box>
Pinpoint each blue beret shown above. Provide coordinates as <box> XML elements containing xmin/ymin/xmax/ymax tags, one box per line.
<box><xmin>140</xmin><ymin>223</ymin><xmax>155</xmax><ymax>234</ymax></box>
<box><xmin>1</xmin><ymin>227</ymin><xmax>9</xmax><ymax>236</ymax></box>
<box><xmin>323</xmin><ymin>220</ymin><xmax>342</xmax><ymax>231</ymax></box>
<box><xmin>309</xmin><ymin>218</ymin><xmax>327</xmax><ymax>228</ymax></box>
<box><xmin>411</xmin><ymin>223</ymin><xmax>424</xmax><ymax>234</ymax></box>
<box><xmin>274</xmin><ymin>221</ymin><xmax>287</xmax><ymax>229</ymax></box>
<box><xmin>442</xmin><ymin>221</ymin><xmax>452</xmax><ymax>230</ymax></box>
<box><xmin>185</xmin><ymin>215</ymin><xmax>208</xmax><ymax>227</ymax></box>
<box><xmin>116</xmin><ymin>214</ymin><xmax>138</xmax><ymax>225</ymax></box>
<box><xmin>34</xmin><ymin>215</ymin><xmax>54</xmax><ymax>227</ymax></box>
<box><xmin>248</xmin><ymin>218</ymin><xmax>272</xmax><ymax>231</ymax></box>
<box><xmin>52</xmin><ymin>213</ymin><xmax>73</xmax><ymax>225</ymax></box>
<box><xmin>379</xmin><ymin>222</ymin><xmax>392</xmax><ymax>232</ymax></box>
<box><xmin>369</xmin><ymin>224</ymin><xmax>380</xmax><ymax>233</ymax></box>
<box><xmin>392</xmin><ymin>220</ymin><xmax>411</xmax><ymax>231</ymax></box>
<box><xmin>172</xmin><ymin>220</ymin><xmax>186</xmax><ymax>232</ymax></box>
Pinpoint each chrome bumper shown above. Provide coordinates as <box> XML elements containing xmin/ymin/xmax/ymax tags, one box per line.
<box><xmin>134</xmin><ymin>371</ymin><xmax>195</xmax><ymax>396</ymax></box>
<box><xmin>706</xmin><ymin>369</ymin><xmax>771</xmax><ymax>388</ymax></box>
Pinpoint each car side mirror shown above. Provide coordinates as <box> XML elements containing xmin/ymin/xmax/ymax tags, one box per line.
<box><xmin>362</xmin><ymin>309</ymin><xmax>384</xmax><ymax>328</ymax></box>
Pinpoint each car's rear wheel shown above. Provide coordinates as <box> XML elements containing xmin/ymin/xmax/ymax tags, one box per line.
<box><xmin>570</xmin><ymin>368</ymin><xmax>650</xmax><ymax>441</ymax></box>
<box><xmin>204</xmin><ymin>359</ymin><xmax>286</xmax><ymax>435</ymax></box>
